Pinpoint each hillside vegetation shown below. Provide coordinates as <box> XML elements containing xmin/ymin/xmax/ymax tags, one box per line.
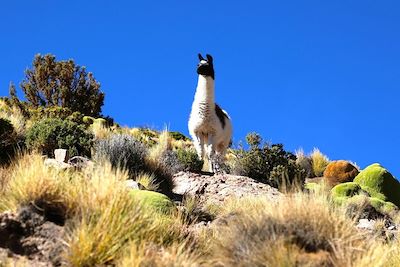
<box><xmin>0</xmin><ymin>54</ymin><xmax>399</xmax><ymax>266</ymax></box>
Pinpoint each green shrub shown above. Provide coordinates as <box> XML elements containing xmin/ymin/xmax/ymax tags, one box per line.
<box><xmin>354</xmin><ymin>163</ymin><xmax>400</xmax><ymax>207</ymax></box>
<box><xmin>0</xmin><ymin>118</ymin><xmax>19</xmax><ymax>165</ymax></box>
<box><xmin>25</xmin><ymin>118</ymin><xmax>93</xmax><ymax>157</ymax></box>
<box><xmin>230</xmin><ymin>133</ymin><xmax>305</xmax><ymax>189</ymax></box>
<box><xmin>324</xmin><ymin>160</ymin><xmax>359</xmax><ymax>186</ymax></box>
<box><xmin>169</xmin><ymin>131</ymin><xmax>189</xmax><ymax>141</ymax></box>
<box><xmin>175</xmin><ymin>148</ymin><xmax>203</xmax><ymax>172</ymax></box>
<box><xmin>129</xmin><ymin>190</ymin><xmax>176</xmax><ymax>215</ymax></box>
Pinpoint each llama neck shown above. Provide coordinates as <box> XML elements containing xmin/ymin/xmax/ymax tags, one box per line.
<box><xmin>194</xmin><ymin>75</ymin><xmax>215</xmax><ymax>104</ymax></box>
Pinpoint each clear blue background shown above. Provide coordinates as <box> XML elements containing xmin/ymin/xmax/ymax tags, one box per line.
<box><xmin>1</xmin><ymin>1</ymin><xmax>399</xmax><ymax>177</ymax></box>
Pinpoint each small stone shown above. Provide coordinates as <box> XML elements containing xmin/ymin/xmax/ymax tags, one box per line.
<box><xmin>54</xmin><ymin>149</ymin><xmax>69</xmax><ymax>163</ymax></box>
<box><xmin>357</xmin><ymin>219</ymin><xmax>375</xmax><ymax>230</ymax></box>
<box><xmin>125</xmin><ymin>180</ymin><xmax>140</xmax><ymax>190</ymax></box>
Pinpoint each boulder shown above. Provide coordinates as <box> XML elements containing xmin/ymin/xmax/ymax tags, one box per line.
<box><xmin>173</xmin><ymin>172</ymin><xmax>282</xmax><ymax>205</ymax></box>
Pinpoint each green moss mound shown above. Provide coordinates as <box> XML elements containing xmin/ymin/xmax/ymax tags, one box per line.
<box><xmin>129</xmin><ymin>190</ymin><xmax>175</xmax><ymax>214</ymax></box>
<box><xmin>331</xmin><ymin>182</ymin><xmax>364</xmax><ymax>199</ymax></box>
<box><xmin>354</xmin><ymin>163</ymin><xmax>400</xmax><ymax>207</ymax></box>
<box><xmin>369</xmin><ymin>197</ymin><xmax>397</xmax><ymax>213</ymax></box>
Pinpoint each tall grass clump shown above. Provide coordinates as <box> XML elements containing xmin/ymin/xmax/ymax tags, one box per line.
<box><xmin>65</xmin><ymin>162</ymin><xmax>185</xmax><ymax>266</ymax></box>
<box><xmin>0</xmin><ymin>154</ymin><xmax>80</xmax><ymax>221</ymax></box>
<box><xmin>206</xmin><ymin>191</ymin><xmax>394</xmax><ymax>267</ymax></box>
<box><xmin>94</xmin><ymin>134</ymin><xmax>148</xmax><ymax>176</ymax></box>
<box><xmin>310</xmin><ymin>148</ymin><xmax>330</xmax><ymax>177</ymax></box>
<box><xmin>0</xmin><ymin>98</ymin><xmax>27</xmax><ymax>137</ymax></box>
<box><xmin>94</xmin><ymin>133</ymin><xmax>174</xmax><ymax>195</ymax></box>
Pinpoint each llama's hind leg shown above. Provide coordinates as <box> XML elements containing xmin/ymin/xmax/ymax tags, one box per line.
<box><xmin>213</xmin><ymin>143</ymin><xmax>227</xmax><ymax>174</ymax></box>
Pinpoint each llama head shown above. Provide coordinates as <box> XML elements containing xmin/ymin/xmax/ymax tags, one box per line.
<box><xmin>197</xmin><ymin>53</ymin><xmax>214</xmax><ymax>79</ymax></box>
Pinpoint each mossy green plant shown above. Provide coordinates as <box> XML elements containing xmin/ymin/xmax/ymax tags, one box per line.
<box><xmin>354</xmin><ymin>163</ymin><xmax>400</xmax><ymax>207</ymax></box>
<box><xmin>331</xmin><ymin>182</ymin><xmax>364</xmax><ymax>199</ymax></box>
<box><xmin>129</xmin><ymin>190</ymin><xmax>176</xmax><ymax>215</ymax></box>
<box><xmin>369</xmin><ymin>197</ymin><xmax>397</xmax><ymax>214</ymax></box>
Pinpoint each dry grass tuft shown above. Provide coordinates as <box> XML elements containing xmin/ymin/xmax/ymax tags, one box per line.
<box><xmin>208</xmin><ymin>192</ymin><xmax>394</xmax><ymax>267</ymax></box>
<box><xmin>310</xmin><ymin>148</ymin><xmax>330</xmax><ymax>177</ymax></box>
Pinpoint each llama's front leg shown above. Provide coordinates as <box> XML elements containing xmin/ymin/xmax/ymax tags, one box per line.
<box><xmin>206</xmin><ymin>135</ymin><xmax>216</xmax><ymax>173</ymax></box>
<box><xmin>193</xmin><ymin>132</ymin><xmax>205</xmax><ymax>160</ymax></box>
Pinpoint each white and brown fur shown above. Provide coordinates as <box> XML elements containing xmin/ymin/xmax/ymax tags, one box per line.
<box><xmin>188</xmin><ymin>53</ymin><xmax>232</xmax><ymax>172</ymax></box>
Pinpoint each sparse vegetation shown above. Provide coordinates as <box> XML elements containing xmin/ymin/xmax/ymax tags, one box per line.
<box><xmin>230</xmin><ymin>132</ymin><xmax>306</xmax><ymax>189</ymax></box>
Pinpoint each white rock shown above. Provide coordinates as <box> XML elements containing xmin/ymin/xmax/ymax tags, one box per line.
<box><xmin>125</xmin><ymin>180</ymin><xmax>140</xmax><ymax>190</ymax></box>
<box><xmin>54</xmin><ymin>149</ymin><xmax>69</xmax><ymax>163</ymax></box>
<box><xmin>357</xmin><ymin>219</ymin><xmax>375</xmax><ymax>230</ymax></box>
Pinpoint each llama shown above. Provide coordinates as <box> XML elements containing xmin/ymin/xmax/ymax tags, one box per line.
<box><xmin>188</xmin><ymin>53</ymin><xmax>232</xmax><ymax>173</ymax></box>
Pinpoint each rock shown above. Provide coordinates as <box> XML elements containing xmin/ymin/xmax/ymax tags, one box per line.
<box><xmin>0</xmin><ymin>206</ymin><xmax>65</xmax><ymax>266</ymax></box>
<box><xmin>125</xmin><ymin>180</ymin><xmax>140</xmax><ymax>190</ymax></box>
<box><xmin>54</xmin><ymin>149</ymin><xmax>69</xmax><ymax>163</ymax></box>
<box><xmin>67</xmin><ymin>156</ymin><xmax>93</xmax><ymax>169</ymax></box>
<box><xmin>173</xmin><ymin>172</ymin><xmax>282</xmax><ymax>205</ymax></box>
<box><xmin>357</xmin><ymin>219</ymin><xmax>375</xmax><ymax>230</ymax></box>
<box><xmin>44</xmin><ymin>158</ymin><xmax>72</xmax><ymax>170</ymax></box>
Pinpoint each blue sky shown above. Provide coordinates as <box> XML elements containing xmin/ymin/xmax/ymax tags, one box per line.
<box><xmin>1</xmin><ymin>1</ymin><xmax>399</xmax><ymax>177</ymax></box>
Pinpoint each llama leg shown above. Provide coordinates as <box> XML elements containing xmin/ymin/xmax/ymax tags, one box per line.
<box><xmin>206</xmin><ymin>135</ymin><xmax>216</xmax><ymax>172</ymax></box>
<box><xmin>193</xmin><ymin>133</ymin><xmax>205</xmax><ymax>160</ymax></box>
<box><xmin>214</xmin><ymin>143</ymin><xmax>227</xmax><ymax>174</ymax></box>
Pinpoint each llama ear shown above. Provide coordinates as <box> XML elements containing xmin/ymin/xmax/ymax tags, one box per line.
<box><xmin>198</xmin><ymin>53</ymin><xmax>204</xmax><ymax>61</ymax></box>
<box><xmin>206</xmin><ymin>54</ymin><xmax>213</xmax><ymax>63</ymax></box>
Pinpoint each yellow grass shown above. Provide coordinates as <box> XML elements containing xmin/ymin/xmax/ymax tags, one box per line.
<box><xmin>207</xmin><ymin>192</ymin><xmax>395</xmax><ymax>267</ymax></box>
<box><xmin>310</xmin><ymin>148</ymin><xmax>330</xmax><ymax>177</ymax></box>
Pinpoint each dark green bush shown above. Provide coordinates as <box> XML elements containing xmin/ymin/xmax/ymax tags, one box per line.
<box><xmin>231</xmin><ymin>132</ymin><xmax>305</xmax><ymax>189</ymax></box>
<box><xmin>0</xmin><ymin>118</ymin><xmax>19</xmax><ymax>165</ymax></box>
<box><xmin>25</xmin><ymin>118</ymin><xmax>93</xmax><ymax>157</ymax></box>
<box><xmin>176</xmin><ymin>148</ymin><xmax>204</xmax><ymax>172</ymax></box>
